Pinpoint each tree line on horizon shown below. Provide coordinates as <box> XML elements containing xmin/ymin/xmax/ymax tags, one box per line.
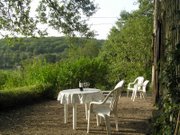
<box><xmin>0</xmin><ymin>37</ymin><xmax>105</xmax><ymax>69</ymax></box>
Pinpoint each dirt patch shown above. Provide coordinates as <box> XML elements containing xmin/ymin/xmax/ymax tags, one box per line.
<box><xmin>0</xmin><ymin>95</ymin><xmax>155</xmax><ymax>135</ymax></box>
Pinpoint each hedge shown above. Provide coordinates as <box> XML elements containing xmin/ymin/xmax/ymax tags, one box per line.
<box><xmin>0</xmin><ymin>83</ymin><xmax>55</xmax><ymax>110</ymax></box>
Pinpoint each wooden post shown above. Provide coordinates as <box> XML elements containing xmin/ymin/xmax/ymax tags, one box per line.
<box><xmin>152</xmin><ymin>0</ymin><xmax>159</xmax><ymax>104</ymax></box>
<box><xmin>174</xmin><ymin>111</ymin><xmax>180</xmax><ymax>135</ymax></box>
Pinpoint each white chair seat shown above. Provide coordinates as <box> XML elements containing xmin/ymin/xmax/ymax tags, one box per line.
<box><xmin>93</xmin><ymin>105</ymin><xmax>111</xmax><ymax>115</ymax></box>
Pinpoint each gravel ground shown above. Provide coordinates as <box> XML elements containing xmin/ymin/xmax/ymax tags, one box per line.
<box><xmin>0</xmin><ymin>95</ymin><xmax>155</xmax><ymax>135</ymax></box>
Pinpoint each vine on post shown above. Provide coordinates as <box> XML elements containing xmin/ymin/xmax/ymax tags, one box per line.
<box><xmin>153</xmin><ymin>45</ymin><xmax>180</xmax><ymax>134</ymax></box>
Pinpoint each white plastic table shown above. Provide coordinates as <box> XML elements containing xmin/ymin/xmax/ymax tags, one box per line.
<box><xmin>57</xmin><ymin>88</ymin><xmax>103</xmax><ymax>129</ymax></box>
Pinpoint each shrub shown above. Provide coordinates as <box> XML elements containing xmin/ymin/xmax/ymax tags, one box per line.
<box><xmin>0</xmin><ymin>57</ymin><xmax>109</xmax><ymax>110</ymax></box>
<box><xmin>0</xmin><ymin>70</ymin><xmax>10</xmax><ymax>89</ymax></box>
<box><xmin>55</xmin><ymin>57</ymin><xmax>109</xmax><ymax>90</ymax></box>
<box><xmin>2</xmin><ymin>70</ymin><xmax>24</xmax><ymax>89</ymax></box>
<box><xmin>0</xmin><ymin>83</ymin><xmax>54</xmax><ymax>110</ymax></box>
<box><xmin>21</xmin><ymin>59</ymin><xmax>56</xmax><ymax>86</ymax></box>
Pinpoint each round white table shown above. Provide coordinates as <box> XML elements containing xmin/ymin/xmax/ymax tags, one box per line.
<box><xmin>57</xmin><ymin>88</ymin><xmax>103</xmax><ymax>129</ymax></box>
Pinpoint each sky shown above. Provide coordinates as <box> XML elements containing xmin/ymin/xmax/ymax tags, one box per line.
<box><xmin>87</xmin><ymin>0</ymin><xmax>139</xmax><ymax>39</ymax></box>
<box><xmin>0</xmin><ymin>0</ymin><xmax>139</xmax><ymax>39</ymax></box>
<box><xmin>44</xmin><ymin>0</ymin><xmax>139</xmax><ymax>40</ymax></box>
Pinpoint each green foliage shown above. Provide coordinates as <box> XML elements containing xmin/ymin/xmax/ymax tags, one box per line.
<box><xmin>99</xmin><ymin>1</ymin><xmax>153</xmax><ymax>84</ymax></box>
<box><xmin>153</xmin><ymin>46</ymin><xmax>180</xmax><ymax>134</ymax></box>
<box><xmin>66</xmin><ymin>38</ymin><xmax>104</xmax><ymax>59</ymax></box>
<box><xmin>21</xmin><ymin>59</ymin><xmax>56</xmax><ymax>86</ymax></box>
<box><xmin>0</xmin><ymin>70</ymin><xmax>10</xmax><ymax>89</ymax></box>
<box><xmin>0</xmin><ymin>37</ymin><xmax>104</xmax><ymax>69</ymax></box>
<box><xmin>153</xmin><ymin>95</ymin><xmax>179</xmax><ymax>134</ymax></box>
<box><xmin>0</xmin><ymin>58</ymin><xmax>58</xmax><ymax>92</ymax></box>
<box><xmin>0</xmin><ymin>84</ymin><xmax>54</xmax><ymax>109</ymax></box>
<box><xmin>55</xmin><ymin>57</ymin><xmax>108</xmax><ymax>90</ymax></box>
<box><xmin>0</xmin><ymin>0</ymin><xmax>97</xmax><ymax>37</ymax></box>
<box><xmin>0</xmin><ymin>56</ymin><xmax>108</xmax><ymax>103</ymax></box>
<box><xmin>2</xmin><ymin>70</ymin><xmax>24</xmax><ymax>89</ymax></box>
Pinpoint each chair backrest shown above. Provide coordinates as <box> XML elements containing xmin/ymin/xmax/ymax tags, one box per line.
<box><xmin>108</xmin><ymin>80</ymin><xmax>124</xmax><ymax>113</ymax></box>
<box><xmin>135</xmin><ymin>76</ymin><xmax>144</xmax><ymax>86</ymax></box>
<box><xmin>142</xmin><ymin>80</ymin><xmax>149</xmax><ymax>92</ymax></box>
<box><xmin>114</xmin><ymin>80</ymin><xmax>124</xmax><ymax>89</ymax></box>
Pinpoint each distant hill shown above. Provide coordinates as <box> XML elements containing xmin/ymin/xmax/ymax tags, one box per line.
<box><xmin>0</xmin><ymin>37</ymin><xmax>105</xmax><ymax>69</ymax></box>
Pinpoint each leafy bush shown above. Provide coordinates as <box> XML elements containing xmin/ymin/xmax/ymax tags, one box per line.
<box><xmin>153</xmin><ymin>95</ymin><xmax>179</xmax><ymax>134</ymax></box>
<box><xmin>21</xmin><ymin>59</ymin><xmax>56</xmax><ymax>86</ymax></box>
<box><xmin>0</xmin><ymin>56</ymin><xmax>109</xmax><ymax>110</ymax></box>
<box><xmin>0</xmin><ymin>83</ymin><xmax>54</xmax><ymax>110</ymax></box>
<box><xmin>2</xmin><ymin>70</ymin><xmax>24</xmax><ymax>89</ymax></box>
<box><xmin>152</xmin><ymin>46</ymin><xmax>180</xmax><ymax>134</ymax></box>
<box><xmin>55</xmin><ymin>57</ymin><xmax>109</xmax><ymax>90</ymax></box>
<box><xmin>0</xmin><ymin>59</ymin><xmax>57</xmax><ymax>89</ymax></box>
<box><xmin>0</xmin><ymin>70</ymin><xmax>10</xmax><ymax>89</ymax></box>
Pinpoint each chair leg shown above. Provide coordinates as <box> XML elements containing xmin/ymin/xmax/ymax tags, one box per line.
<box><xmin>87</xmin><ymin>110</ymin><xmax>90</xmax><ymax>133</ymax></box>
<box><xmin>96</xmin><ymin>115</ymin><xmax>100</xmax><ymax>126</ymax></box>
<box><xmin>132</xmin><ymin>90</ymin><xmax>137</xmax><ymax>101</ymax></box>
<box><xmin>99</xmin><ymin>116</ymin><xmax>102</xmax><ymax>124</ymax></box>
<box><xmin>114</xmin><ymin>114</ymin><xmax>119</xmax><ymax>131</ymax></box>
<box><xmin>96</xmin><ymin>115</ymin><xmax>102</xmax><ymax>126</ymax></box>
<box><xmin>143</xmin><ymin>92</ymin><xmax>147</xmax><ymax>99</ymax></box>
<box><xmin>127</xmin><ymin>90</ymin><xmax>129</xmax><ymax>97</ymax></box>
<box><xmin>139</xmin><ymin>92</ymin><xmax>145</xmax><ymax>99</ymax></box>
<box><xmin>85</xmin><ymin>103</ymin><xmax>88</xmax><ymax>120</ymax></box>
<box><xmin>104</xmin><ymin>115</ymin><xmax>111</xmax><ymax>135</ymax></box>
<box><xmin>131</xmin><ymin>90</ymin><xmax>134</xmax><ymax>100</ymax></box>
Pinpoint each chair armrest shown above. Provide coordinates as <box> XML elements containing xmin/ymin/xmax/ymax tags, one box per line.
<box><xmin>89</xmin><ymin>91</ymin><xmax>113</xmax><ymax>106</ymax></box>
<box><xmin>128</xmin><ymin>82</ymin><xmax>135</xmax><ymax>89</ymax></box>
<box><xmin>89</xmin><ymin>101</ymin><xmax>104</xmax><ymax>111</ymax></box>
<box><xmin>90</xmin><ymin>101</ymin><xmax>104</xmax><ymax>105</ymax></box>
<box><xmin>128</xmin><ymin>77</ymin><xmax>138</xmax><ymax>88</ymax></box>
<box><xmin>101</xmin><ymin>91</ymin><xmax>111</xmax><ymax>96</ymax></box>
<box><xmin>128</xmin><ymin>78</ymin><xmax>138</xmax><ymax>87</ymax></box>
<box><xmin>102</xmin><ymin>91</ymin><xmax>111</xmax><ymax>94</ymax></box>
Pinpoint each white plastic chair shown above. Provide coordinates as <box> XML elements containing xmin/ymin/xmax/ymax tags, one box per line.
<box><xmin>137</xmin><ymin>80</ymin><xmax>149</xmax><ymax>99</ymax></box>
<box><xmin>131</xmin><ymin>79</ymin><xmax>149</xmax><ymax>101</ymax></box>
<box><xmin>87</xmin><ymin>80</ymin><xmax>124</xmax><ymax>135</ymax></box>
<box><xmin>127</xmin><ymin>76</ymin><xmax>144</xmax><ymax>99</ymax></box>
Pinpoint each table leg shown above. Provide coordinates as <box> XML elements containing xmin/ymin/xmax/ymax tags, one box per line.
<box><xmin>73</xmin><ymin>104</ymin><xmax>77</xmax><ymax>130</ymax></box>
<box><xmin>64</xmin><ymin>104</ymin><xmax>68</xmax><ymax>123</ymax></box>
